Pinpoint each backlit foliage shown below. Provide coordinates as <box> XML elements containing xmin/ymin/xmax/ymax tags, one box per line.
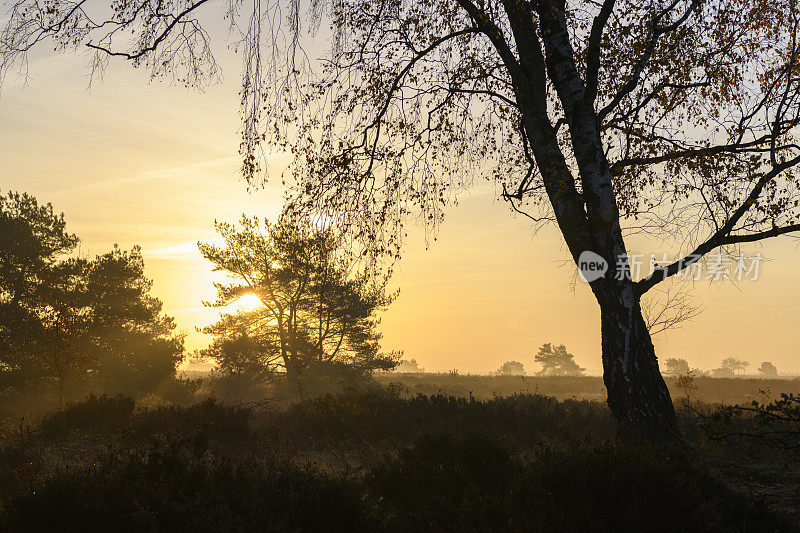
<box><xmin>197</xmin><ymin>215</ymin><xmax>398</xmax><ymax>384</ymax></box>
<box><xmin>2</xmin><ymin>0</ymin><xmax>799</xmax><ymax>277</ymax></box>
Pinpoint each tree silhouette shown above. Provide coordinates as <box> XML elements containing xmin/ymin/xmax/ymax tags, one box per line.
<box><xmin>0</xmin><ymin>192</ymin><xmax>84</xmax><ymax>398</ymax></box>
<box><xmin>0</xmin><ymin>192</ymin><xmax>183</xmax><ymax>400</ymax></box>
<box><xmin>662</xmin><ymin>358</ymin><xmax>690</xmax><ymax>376</ymax></box>
<box><xmin>5</xmin><ymin>1</ymin><xmax>800</xmax><ymax>437</ymax></box>
<box><xmin>0</xmin><ymin>192</ymin><xmax>80</xmax><ymax>384</ymax></box>
<box><xmin>535</xmin><ymin>344</ymin><xmax>585</xmax><ymax>377</ymax></box>
<box><xmin>199</xmin><ymin>331</ymin><xmax>277</xmax><ymax>395</ymax></box>
<box><xmin>720</xmin><ymin>357</ymin><xmax>750</xmax><ymax>376</ymax></box>
<box><xmin>199</xmin><ymin>216</ymin><xmax>398</xmax><ymax>388</ymax></box>
<box><xmin>758</xmin><ymin>361</ymin><xmax>779</xmax><ymax>377</ymax></box>
<box><xmin>496</xmin><ymin>361</ymin><xmax>525</xmax><ymax>376</ymax></box>
<box><xmin>85</xmin><ymin>246</ymin><xmax>185</xmax><ymax>395</ymax></box>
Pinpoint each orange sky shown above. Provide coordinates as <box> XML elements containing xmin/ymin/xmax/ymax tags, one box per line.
<box><xmin>2</xmin><ymin>44</ymin><xmax>799</xmax><ymax>375</ymax></box>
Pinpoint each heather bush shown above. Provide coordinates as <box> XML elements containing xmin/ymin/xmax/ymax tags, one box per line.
<box><xmin>38</xmin><ymin>394</ymin><xmax>135</xmax><ymax>439</ymax></box>
<box><xmin>0</xmin><ymin>387</ymin><xmax>795</xmax><ymax>531</ymax></box>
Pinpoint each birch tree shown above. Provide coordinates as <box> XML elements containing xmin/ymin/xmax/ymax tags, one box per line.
<box><xmin>3</xmin><ymin>0</ymin><xmax>800</xmax><ymax>437</ymax></box>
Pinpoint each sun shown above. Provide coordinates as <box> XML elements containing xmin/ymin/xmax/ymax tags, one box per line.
<box><xmin>235</xmin><ymin>293</ymin><xmax>263</xmax><ymax>312</ymax></box>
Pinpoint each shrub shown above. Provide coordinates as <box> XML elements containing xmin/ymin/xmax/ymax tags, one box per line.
<box><xmin>366</xmin><ymin>434</ymin><xmax>787</xmax><ymax>532</ymax></box>
<box><xmin>38</xmin><ymin>394</ymin><xmax>135</xmax><ymax>439</ymax></box>
<box><xmin>514</xmin><ymin>444</ymin><xmax>783</xmax><ymax>532</ymax></box>
<box><xmin>367</xmin><ymin>432</ymin><xmax>516</xmax><ymax>529</ymax></box>
<box><xmin>153</xmin><ymin>377</ymin><xmax>203</xmax><ymax>405</ymax></box>
<box><xmin>702</xmin><ymin>393</ymin><xmax>800</xmax><ymax>450</ymax></box>
<box><xmin>126</xmin><ymin>398</ymin><xmax>252</xmax><ymax>443</ymax></box>
<box><xmin>1</xmin><ymin>387</ymin><xmax>792</xmax><ymax>531</ymax></box>
<box><xmin>4</xmin><ymin>438</ymin><xmax>369</xmax><ymax>532</ymax></box>
<box><xmin>266</xmin><ymin>389</ymin><xmax>615</xmax><ymax>447</ymax></box>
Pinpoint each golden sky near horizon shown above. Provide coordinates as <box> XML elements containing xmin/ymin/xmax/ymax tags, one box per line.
<box><xmin>2</xmin><ymin>39</ymin><xmax>800</xmax><ymax>375</ymax></box>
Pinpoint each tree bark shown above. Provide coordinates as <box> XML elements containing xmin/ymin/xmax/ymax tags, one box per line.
<box><xmin>525</xmin><ymin>6</ymin><xmax>679</xmax><ymax>439</ymax></box>
<box><xmin>599</xmin><ymin>280</ymin><xmax>678</xmax><ymax>440</ymax></box>
<box><xmin>285</xmin><ymin>359</ymin><xmax>304</xmax><ymax>400</ymax></box>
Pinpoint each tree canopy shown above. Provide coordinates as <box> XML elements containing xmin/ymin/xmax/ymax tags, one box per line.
<box><xmin>0</xmin><ymin>192</ymin><xmax>80</xmax><ymax>381</ymax></box>
<box><xmin>534</xmin><ymin>343</ymin><xmax>585</xmax><ymax>376</ymax></box>
<box><xmin>496</xmin><ymin>360</ymin><xmax>525</xmax><ymax>376</ymax></box>
<box><xmin>85</xmin><ymin>246</ymin><xmax>185</xmax><ymax>395</ymax></box>
<box><xmin>662</xmin><ymin>358</ymin><xmax>690</xmax><ymax>376</ymax></box>
<box><xmin>198</xmin><ymin>216</ymin><xmax>399</xmax><ymax>387</ymax></box>
<box><xmin>758</xmin><ymin>361</ymin><xmax>778</xmax><ymax>377</ymax></box>
<box><xmin>0</xmin><ymin>192</ymin><xmax>184</xmax><ymax>401</ymax></box>
<box><xmin>199</xmin><ymin>331</ymin><xmax>278</xmax><ymax>394</ymax></box>
<box><xmin>720</xmin><ymin>357</ymin><xmax>750</xmax><ymax>376</ymax></box>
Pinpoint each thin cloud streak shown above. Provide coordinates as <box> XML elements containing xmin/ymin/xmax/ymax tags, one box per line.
<box><xmin>730</xmin><ymin>304</ymin><xmax>800</xmax><ymax>327</ymax></box>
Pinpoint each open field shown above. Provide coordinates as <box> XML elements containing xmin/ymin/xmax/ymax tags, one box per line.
<box><xmin>2</xmin><ymin>375</ymin><xmax>800</xmax><ymax>531</ymax></box>
<box><xmin>374</xmin><ymin>372</ymin><xmax>798</xmax><ymax>405</ymax></box>
<box><xmin>176</xmin><ymin>370</ymin><xmax>800</xmax><ymax>406</ymax></box>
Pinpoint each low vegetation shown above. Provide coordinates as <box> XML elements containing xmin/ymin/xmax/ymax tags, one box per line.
<box><xmin>2</xmin><ymin>379</ymin><xmax>800</xmax><ymax>531</ymax></box>
<box><xmin>376</xmin><ymin>372</ymin><xmax>800</xmax><ymax>405</ymax></box>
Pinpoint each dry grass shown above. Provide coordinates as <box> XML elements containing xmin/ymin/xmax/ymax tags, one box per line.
<box><xmin>375</xmin><ymin>372</ymin><xmax>800</xmax><ymax>405</ymax></box>
<box><xmin>3</xmin><ymin>375</ymin><xmax>800</xmax><ymax>530</ymax></box>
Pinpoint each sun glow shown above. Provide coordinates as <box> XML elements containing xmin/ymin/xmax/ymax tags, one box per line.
<box><xmin>235</xmin><ymin>293</ymin><xmax>263</xmax><ymax>312</ymax></box>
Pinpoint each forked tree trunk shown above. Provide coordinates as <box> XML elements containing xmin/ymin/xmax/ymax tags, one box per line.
<box><xmin>599</xmin><ymin>280</ymin><xmax>678</xmax><ymax>440</ymax></box>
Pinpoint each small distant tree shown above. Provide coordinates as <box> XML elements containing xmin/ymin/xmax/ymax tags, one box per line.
<box><xmin>496</xmin><ymin>361</ymin><xmax>525</xmax><ymax>376</ymax></box>
<box><xmin>711</xmin><ymin>366</ymin><xmax>735</xmax><ymax>378</ymax></box>
<box><xmin>758</xmin><ymin>361</ymin><xmax>779</xmax><ymax>377</ymax></box>
<box><xmin>535</xmin><ymin>344</ymin><xmax>585</xmax><ymax>377</ymax></box>
<box><xmin>720</xmin><ymin>357</ymin><xmax>750</xmax><ymax>376</ymax></box>
<box><xmin>662</xmin><ymin>358</ymin><xmax>691</xmax><ymax>376</ymax></box>
<box><xmin>394</xmin><ymin>359</ymin><xmax>423</xmax><ymax>373</ymax></box>
<box><xmin>675</xmin><ymin>373</ymin><xmax>698</xmax><ymax>406</ymax></box>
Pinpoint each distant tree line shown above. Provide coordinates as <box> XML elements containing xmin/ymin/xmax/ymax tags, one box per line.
<box><xmin>662</xmin><ymin>357</ymin><xmax>781</xmax><ymax>378</ymax></box>
<box><xmin>0</xmin><ymin>192</ymin><xmax>184</xmax><ymax>404</ymax></box>
<box><xmin>392</xmin><ymin>344</ymin><xmax>588</xmax><ymax>377</ymax></box>
<box><xmin>418</xmin><ymin>344</ymin><xmax>586</xmax><ymax>377</ymax></box>
<box><xmin>395</xmin><ymin>351</ymin><xmax>784</xmax><ymax>379</ymax></box>
<box><xmin>489</xmin><ymin>344</ymin><xmax>586</xmax><ymax>377</ymax></box>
